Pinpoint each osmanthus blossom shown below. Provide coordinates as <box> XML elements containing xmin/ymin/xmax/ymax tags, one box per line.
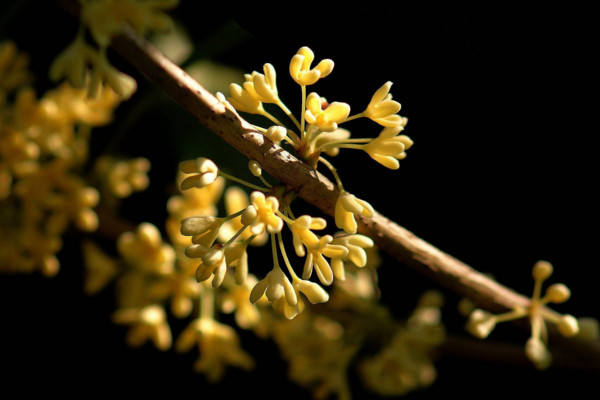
<box><xmin>112</xmin><ymin>304</ymin><xmax>172</xmax><ymax>351</ymax></box>
<box><xmin>289</xmin><ymin>46</ymin><xmax>334</xmax><ymax>86</ymax></box>
<box><xmin>335</xmin><ymin>191</ymin><xmax>375</xmax><ymax>234</ymax></box>
<box><xmin>466</xmin><ymin>260</ymin><xmax>579</xmax><ymax>369</ymax></box>
<box><xmin>175</xmin><ymin>317</ymin><xmax>254</xmax><ymax>382</ymax></box>
<box><xmin>304</xmin><ymin>92</ymin><xmax>350</xmax><ymax>133</ymax></box>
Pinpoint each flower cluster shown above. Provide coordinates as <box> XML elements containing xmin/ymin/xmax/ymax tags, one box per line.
<box><xmin>50</xmin><ymin>0</ymin><xmax>179</xmax><ymax>99</ymax></box>
<box><xmin>0</xmin><ymin>41</ymin><xmax>122</xmax><ymax>276</ymax></box>
<box><xmin>175</xmin><ymin>157</ymin><xmax>374</xmax><ymax>320</ymax></box>
<box><xmin>219</xmin><ymin>46</ymin><xmax>413</xmax><ymax>235</ymax></box>
<box><xmin>466</xmin><ymin>260</ymin><xmax>579</xmax><ymax>369</ymax></box>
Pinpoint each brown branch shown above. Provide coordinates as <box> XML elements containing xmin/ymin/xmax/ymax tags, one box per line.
<box><xmin>56</xmin><ymin>0</ymin><xmax>600</xmax><ymax>370</ymax></box>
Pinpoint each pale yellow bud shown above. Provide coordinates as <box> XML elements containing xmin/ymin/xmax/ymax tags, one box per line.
<box><xmin>248</xmin><ymin>160</ymin><xmax>262</xmax><ymax>176</ymax></box>
<box><xmin>289</xmin><ymin>46</ymin><xmax>334</xmax><ymax>86</ymax></box>
<box><xmin>545</xmin><ymin>283</ymin><xmax>571</xmax><ymax>303</ymax></box>
<box><xmin>294</xmin><ymin>278</ymin><xmax>329</xmax><ymax>304</ymax></box>
<box><xmin>532</xmin><ymin>260</ymin><xmax>553</xmax><ymax>281</ymax></box>
<box><xmin>466</xmin><ymin>309</ymin><xmax>496</xmax><ymax>339</ymax></box>
<box><xmin>557</xmin><ymin>314</ymin><xmax>579</xmax><ymax>337</ymax></box>
<box><xmin>524</xmin><ymin>337</ymin><xmax>552</xmax><ymax>369</ymax></box>
<box><xmin>264</xmin><ymin>125</ymin><xmax>287</xmax><ymax>144</ymax></box>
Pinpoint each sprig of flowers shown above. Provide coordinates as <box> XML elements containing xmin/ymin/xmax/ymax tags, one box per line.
<box><xmin>466</xmin><ymin>260</ymin><xmax>580</xmax><ymax>369</ymax></box>
<box><xmin>176</xmin><ymin>157</ymin><xmax>374</xmax><ymax>320</ymax></box>
<box><xmin>218</xmin><ymin>46</ymin><xmax>413</xmax><ymax>236</ymax></box>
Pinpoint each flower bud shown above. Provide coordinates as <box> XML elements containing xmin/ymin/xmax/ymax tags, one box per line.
<box><xmin>557</xmin><ymin>314</ymin><xmax>579</xmax><ymax>337</ymax></box>
<box><xmin>532</xmin><ymin>260</ymin><xmax>553</xmax><ymax>281</ymax></box>
<box><xmin>545</xmin><ymin>283</ymin><xmax>571</xmax><ymax>303</ymax></box>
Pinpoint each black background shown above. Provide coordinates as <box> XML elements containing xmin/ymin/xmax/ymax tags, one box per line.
<box><xmin>1</xmin><ymin>1</ymin><xmax>597</xmax><ymax>398</ymax></box>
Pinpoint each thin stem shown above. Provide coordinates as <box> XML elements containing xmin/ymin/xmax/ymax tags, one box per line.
<box><xmin>270</xmin><ymin>233</ymin><xmax>280</xmax><ymax>270</ymax></box>
<box><xmin>318</xmin><ymin>156</ymin><xmax>344</xmax><ymax>191</ymax></box>
<box><xmin>277</xmin><ymin>232</ymin><xmax>300</xmax><ymax>280</ymax></box>
<box><xmin>276</xmin><ymin>209</ymin><xmax>295</xmax><ymax>225</ymax></box>
<box><xmin>276</xmin><ymin>99</ymin><xmax>302</xmax><ymax>132</ymax></box>
<box><xmin>218</xmin><ymin>171</ymin><xmax>270</xmax><ymax>192</ymax></box>
<box><xmin>342</xmin><ymin>112</ymin><xmax>365</xmax><ymax>124</ymax></box>
<box><xmin>300</xmin><ymin>85</ymin><xmax>307</xmax><ymax>139</ymax></box>
<box><xmin>223</xmin><ymin>224</ymin><xmax>248</xmax><ymax>247</ymax></box>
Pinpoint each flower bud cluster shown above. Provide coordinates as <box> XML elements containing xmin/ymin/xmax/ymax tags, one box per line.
<box><xmin>466</xmin><ymin>260</ymin><xmax>579</xmax><ymax>369</ymax></box>
<box><xmin>50</xmin><ymin>0</ymin><xmax>179</xmax><ymax>99</ymax></box>
<box><xmin>1</xmin><ymin>41</ymin><xmax>121</xmax><ymax>276</ymax></box>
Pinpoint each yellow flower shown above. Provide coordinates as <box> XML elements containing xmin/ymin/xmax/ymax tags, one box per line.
<box><xmin>220</xmin><ymin>274</ymin><xmax>264</xmax><ymax>331</ymax></box>
<box><xmin>181</xmin><ymin>215</ymin><xmax>224</xmax><ymax>247</ymax></box>
<box><xmin>87</xmin><ymin>49</ymin><xmax>137</xmax><ymax>99</ymax></box>
<box><xmin>289</xmin><ymin>215</ymin><xmax>327</xmax><ymax>257</ymax></box>
<box><xmin>175</xmin><ymin>318</ymin><xmax>254</xmax><ymax>381</ymax></box>
<box><xmin>241</xmin><ymin>191</ymin><xmax>283</xmax><ymax>235</ymax></box>
<box><xmin>466</xmin><ymin>260</ymin><xmax>579</xmax><ymax>370</ymax></box>
<box><xmin>363</xmin><ymin>81</ymin><xmax>405</xmax><ymax>127</ymax></box>
<box><xmin>186</xmin><ymin>245</ymin><xmax>227</xmax><ymax>287</ymax></box>
<box><xmin>362</xmin><ymin>125</ymin><xmax>413</xmax><ymax>170</ymax></box>
<box><xmin>250</xmin><ymin>266</ymin><xmax>297</xmax><ymax>307</ymax></box>
<box><xmin>246</xmin><ymin>63</ymin><xmax>279</xmax><ymax>103</ymax></box>
<box><xmin>112</xmin><ymin>304</ymin><xmax>172</xmax><ymax>351</ymax></box>
<box><xmin>95</xmin><ymin>156</ymin><xmax>151</xmax><ymax>198</ymax></box>
<box><xmin>303</xmin><ymin>235</ymin><xmax>348</xmax><ymax>286</ymax></box>
<box><xmin>334</xmin><ymin>191</ymin><xmax>374</xmax><ymax>234</ymax></box>
<box><xmin>289</xmin><ymin>46</ymin><xmax>334</xmax><ymax>86</ymax></box>
<box><xmin>81</xmin><ymin>0</ymin><xmax>179</xmax><ymax>48</ymax></box>
<box><xmin>49</xmin><ymin>37</ymin><xmax>95</xmax><ymax>89</ymax></box>
<box><xmin>304</xmin><ymin>92</ymin><xmax>350</xmax><ymax>132</ymax></box>
<box><xmin>330</xmin><ymin>234</ymin><xmax>374</xmax><ymax>280</ymax></box>
<box><xmin>178</xmin><ymin>157</ymin><xmax>219</xmax><ymax>190</ymax></box>
<box><xmin>218</xmin><ymin>186</ymin><xmax>268</xmax><ymax>246</ymax></box>
<box><xmin>117</xmin><ymin>222</ymin><xmax>176</xmax><ymax>275</ymax></box>
<box><xmin>227</xmin><ymin>82</ymin><xmax>265</xmax><ymax>115</ymax></box>
<box><xmin>0</xmin><ymin>41</ymin><xmax>33</xmax><ymax>94</ymax></box>
<box><xmin>146</xmin><ymin>271</ymin><xmax>200</xmax><ymax>318</ymax></box>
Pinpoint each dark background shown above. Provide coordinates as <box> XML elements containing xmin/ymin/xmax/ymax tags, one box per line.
<box><xmin>1</xmin><ymin>1</ymin><xmax>597</xmax><ymax>398</ymax></box>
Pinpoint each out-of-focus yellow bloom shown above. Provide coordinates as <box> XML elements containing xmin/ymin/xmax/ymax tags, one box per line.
<box><xmin>179</xmin><ymin>157</ymin><xmax>219</xmax><ymax>190</ymax></box>
<box><xmin>146</xmin><ymin>270</ymin><xmax>201</xmax><ymax>318</ymax></box>
<box><xmin>289</xmin><ymin>46</ymin><xmax>334</xmax><ymax>86</ymax></box>
<box><xmin>81</xmin><ymin>0</ymin><xmax>179</xmax><ymax>48</ymax></box>
<box><xmin>112</xmin><ymin>304</ymin><xmax>172</xmax><ymax>351</ymax></box>
<box><xmin>117</xmin><ymin>222</ymin><xmax>176</xmax><ymax>275</ymax></box>
<box><xmin>466</xmin><ymin>260</ymin><xmax>579</xmax><ymax>369</ymax></box>
<box><xmin>175</xmin><ymin>318</ymin><xmax>254</xmax><ymax>381</ymax></box>
<box><xmin>304</xmin><ymin>92</ymin><xmax>350</xmax><ymax>132</ymax></box>
<box><xmin>95</xmin><ymin>156</ymin><xmax>150</xmax><ymax>198</ymax></box>
<box><xmin>359</xmin><ymin>291</ymin><xmax>444</xmax><ymax>397</ymax></box>
<box><xmin>0</xmin><ymin>41</ymin><xmax>32</xmax><ymax>96</ymax></box>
